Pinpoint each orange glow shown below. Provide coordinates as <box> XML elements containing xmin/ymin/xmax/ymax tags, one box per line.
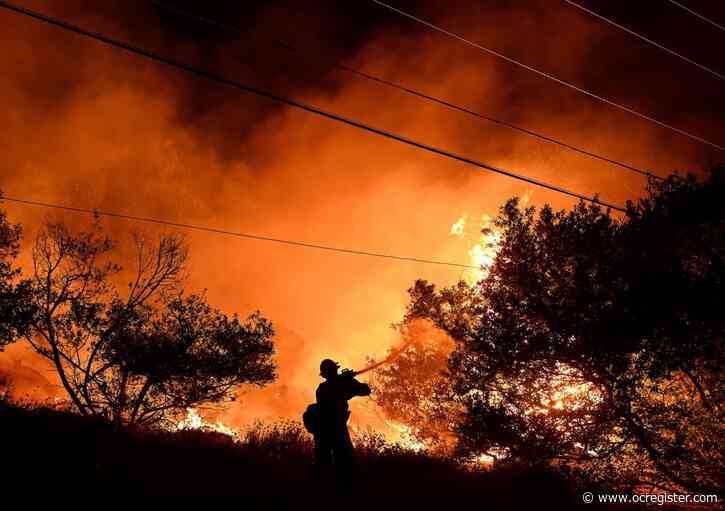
<box><xmin>450</xmin><ymin>214</ymin><xmax>502</xmax><ymax>284</ymax></box>
<box><xmin>176</xmin><ymin>408</ymin><xmax>240</xmax><ymax>440</ymax></box>
<box><xmin>0</xmin><ymin>0</ymin><xmax>717</xmax><ymax>444</ymax></box>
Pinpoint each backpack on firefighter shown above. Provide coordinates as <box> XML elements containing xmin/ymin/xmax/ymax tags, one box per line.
<box><xmin>302</xmin><ymin>403</ymin><xmax>319</xmax><ymax>434</ymax></box>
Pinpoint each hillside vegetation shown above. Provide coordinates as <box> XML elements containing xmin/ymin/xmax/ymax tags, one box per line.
<box><xmin>1</xmin><ymin>399</ymin><xmax>641</xmax><ymax>509</ymax></box>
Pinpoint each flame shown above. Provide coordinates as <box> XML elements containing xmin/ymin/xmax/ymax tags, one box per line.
<box><xmin>384</xmin><ymin>420</ymin><xmax>427</xmax><ymax>451</ymax></box>
<box><xmin>475</xmin><ymin>453</ymin><xmax>495</xmax><ymax>466</ymax></box>
<box><xmin>546</xmin><ymin>382</ymin><xmax>593</xmax><ymax>410</ymax></box>
<box><xmin>450</xmin><ymin>214</ymin><xmax>503</xmax><ymax>284</ymax></box>
<box><xmin>176</xmin><ymin>407</ymin><xmax>240</xmax><ymax>441</ymax></box>
<box><xmin>0</xmin><ymin>0</ymin><xmax>707</xmax><ymax>455</ymax></box>
<box><xmin>450</xmin><ymin>216</ymin><xmax>467</xmax><ymax>238</ymax></box>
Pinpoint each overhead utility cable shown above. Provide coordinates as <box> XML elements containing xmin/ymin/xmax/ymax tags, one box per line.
<box><xmin>153</xmin><ymin>0</ymin><xmax>658</xmax><ymax>180</ymax></box>
<box><xmin>564</xmin><ymin>0</ymin><xmax>725</xmax><ymax>81</ymax></box>
<box><xmin>0</xmin><ymin>0</ymin><xmax>628</xmax><ymax>213</ymax></box>
<box><xmin>370</xmin><ymin>0</ymin><xmax>725</xmax><ymax>152</ymax></box>
<box><xmin>1</xmin><ymin>196</ymin><xmax>478</xmax><ymax>269</ymax></box>
<box><xmin>668</xmin><ymin>0</ymin><xmax>725</xmax><ymax>33</ymax></box>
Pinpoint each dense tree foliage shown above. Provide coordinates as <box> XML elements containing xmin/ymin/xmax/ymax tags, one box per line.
<box><xmin>369</xmin><ymin>318</ymin><xmax>462</xmax><ymax>451</ymax></box>
<box><xmin>379</xmin><ymin>169</ymin><xmax>724</xmax><ymax>493</ymax></box>
<box><xmin>0</xmin><ymin>196</ymin><xmax>33</xmax><ymax>349</ymax></box>
<box><xmin>23</xmin><ymin>220</ymin><xmax>276</xmax><ymax>425</ymax></box>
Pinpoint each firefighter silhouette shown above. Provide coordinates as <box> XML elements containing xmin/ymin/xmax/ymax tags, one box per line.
<box><xmin>305</xmin><ymin>358</ymin><xmax>370</xmax><ymax>482</ymax></box>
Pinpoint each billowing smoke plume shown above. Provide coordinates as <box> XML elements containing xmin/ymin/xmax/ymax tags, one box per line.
<box><xmin>0</xmin><ymin>0</ymin><xmax>722</xmax><ymax>436</ymax></box>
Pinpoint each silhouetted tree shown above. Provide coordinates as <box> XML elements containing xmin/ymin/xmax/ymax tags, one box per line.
<box><xmin>396</xmin><ymin>169</ymin><xmax>724</xmax><ymax>493</ymax></box>
<box><xmin>24</xmin><ymin>220</ymin><xmax>276</xmax><ymax>425</ymax></box>
<box><xmin>0</xmin><ymin>194</ymin><xmax>33</xmax><ymax>350</ymax></box>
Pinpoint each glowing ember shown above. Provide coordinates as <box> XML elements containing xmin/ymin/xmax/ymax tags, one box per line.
<box><xmin>475</xmin><ymin>453</ymin><xmax>495</xmax><ymax>466</ymax></box>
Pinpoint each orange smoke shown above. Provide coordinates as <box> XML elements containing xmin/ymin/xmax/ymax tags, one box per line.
<box><xmin>0</xmin><ymin>0</ymin><xmax>721</xmax><ymax>441</ymax></box>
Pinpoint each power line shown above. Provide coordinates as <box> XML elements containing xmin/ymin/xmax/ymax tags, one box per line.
<box><xmin>668</xmin><ymin>0</ymin><xmax>725</xmax><ymax>33</ymax></box>
<box><xmin>370</xmin><ymin>0</ymin><xmax>725</xmax><ymax>152</ymax></box>
<box><xmin>0</xmin><ymin>0</ymin><xmax>629</xmax><ymax>213</ymax></box>
<box><xmin>153</xmin><ymin>0</ymin><xmax>659</xmax><ymax>180</ymax></box>
<box><xmin>1</xmin><ymin>196</ymin><xmax>478</xmax><ymax>269</ymax></box>
<box><xmin>564</xmin><ymin>0</ymin><xmax>725</xmax><ymax>81</ymax></box>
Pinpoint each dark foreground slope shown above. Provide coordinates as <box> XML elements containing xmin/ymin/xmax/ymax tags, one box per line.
<box><xmin>2</xmin><ymin>401</ymin><xmax>641</xmax><ymax>509</ymax></box>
